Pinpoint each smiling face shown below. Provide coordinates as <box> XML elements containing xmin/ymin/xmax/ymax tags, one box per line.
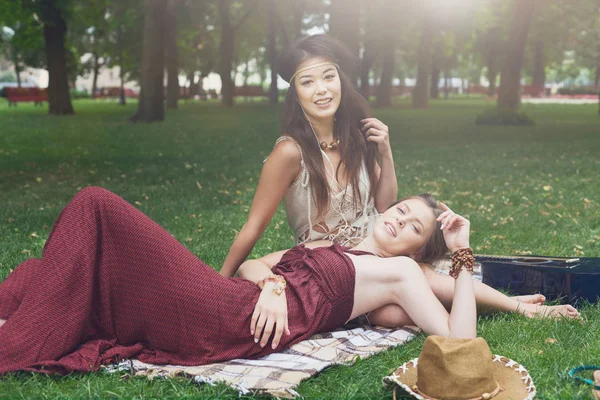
<box><xmin>293</xmin><ymin>57</ymin><xmax>342</xmax><ymax>122</ymax></box>
<box><xmin>372</xmin><ymin>198</ymin><xmax>438</xmax><ymax>258</ymax></box>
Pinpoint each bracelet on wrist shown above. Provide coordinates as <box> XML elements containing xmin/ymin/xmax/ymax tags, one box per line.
<box><xmin>257</xmin><ymin>274</ymin><xmax>287</xmax><ymax>295</ymax></box>
<box><xmin>449</xmin><ymin>247</ymin><xmax>475</xmax><ymax>279</ymax></box>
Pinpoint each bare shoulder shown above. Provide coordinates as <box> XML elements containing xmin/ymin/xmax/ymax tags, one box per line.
<box><xmin>260</xmin><ymin>138</ymin><xmax>302</xmax><ymax>183</ymax></box>
<box><xmin>271</xmin><ymin>137</ymin><xmax>302</xmax><ymax>164</ymax></box>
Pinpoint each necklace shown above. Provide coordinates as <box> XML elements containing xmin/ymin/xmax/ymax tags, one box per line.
<box><xmin>320</xmin><ymin>139</ymin><xmax>340</xmax><ymax>151</ymax></box>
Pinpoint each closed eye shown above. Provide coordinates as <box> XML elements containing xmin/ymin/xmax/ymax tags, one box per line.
<box><xmin>412</xmin><ymin>224</ymin><xmax>420</xmax><ymax>234</ymax></box>
<box><xmin>397</xmin><ymin>206</ymin><xmax>405</xmax><ymax>215</ymax></box>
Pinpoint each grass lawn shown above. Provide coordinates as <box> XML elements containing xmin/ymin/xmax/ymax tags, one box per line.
<box><xmin>0</xmin><ymin>98</ymin><xmax>599</xmax><ymax>399</ymax></box>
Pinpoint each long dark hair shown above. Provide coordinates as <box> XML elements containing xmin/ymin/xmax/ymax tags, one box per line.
<box><xmin>278</xmin><ymin>35</ymin><xmax>377</xmax><ymax>218</ymax></box>
<box><xmin>388</xmin><ymin>194</ymin><xmax>448</xmax><ymax>264</ymax></box>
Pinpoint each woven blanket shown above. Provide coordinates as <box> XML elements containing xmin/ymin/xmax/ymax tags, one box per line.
<box><xmin>105</xmin><ymin>325</ymin><xmax>418</xmax><ymax>398</ymax></box>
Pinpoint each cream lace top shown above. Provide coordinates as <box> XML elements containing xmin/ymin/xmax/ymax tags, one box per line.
<box><xmin>275</xmin><ymin>136</ymin><xmax>379</xmax><ymax>246</ymax></box>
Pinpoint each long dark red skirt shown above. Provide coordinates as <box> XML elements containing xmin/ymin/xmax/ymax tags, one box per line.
<box><xmin>0</xmin><ymin>187</ymin><xmax>355</xmax><ymax>374</ymax></box>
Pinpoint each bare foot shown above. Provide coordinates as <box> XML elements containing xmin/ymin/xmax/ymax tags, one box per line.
<box><xmin>512</xmin><ymin>294</ymin><xmax>545</xmax><ymax>305</ymax></box>
<box><xmin>593</xmin><ymin>370</ymin><xmax>600</xmax><ymax>400</ymax></box>
<box><xmin>0</xmin><ymin>318</ymin><xmax>6</xmax><ymax>328</ymax></box>
<box><xmin>522</xmin><ymin>304</ymin><xmax>580</xmax><ymax>319</ymax></box>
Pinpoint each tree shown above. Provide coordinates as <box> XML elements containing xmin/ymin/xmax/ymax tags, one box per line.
<box><xmin>165</xmin><ymin>0</ymin><xmax>180</xmax><ymax>109</ymax></box>
<box><xmin>412</xmin><ymin>13</ymin><xmax>434</xmax><ymax>108</ymax></box>
<box><xmin>217</xmin><ymin>0</ymin><xmax>257</xmax><ymax>107</ymax></box>
<box><xmin>328</xmin><ymin>0</ymin><xmax>360</xmax><ymax>85</ymax></box>
<box><xmin>292</xmin><ymin>0</ymin><xmax>306</xmax><ymax>39</ymax></box>
<box><xmin>266</xmin><ymin>0</ymin><xmax>278</xmax><ymax>105</ymax></box>
<box><xmin>130</xmin><ymin>0</ymin><xmax>166</xmax><ymax>122</ymax></box>
<box><xmin>40</xmin><ymin>0</ymin><xmax>75</xmax><ymax>115</ymax></box>
<box><xmin>473</xmin><ymin>1</ymin><xmax>510</xmax><ymax>97</ymax></box>
<box><xmin>70</xmin><ymin>0</ymin><xmax>112</xmax><ymax>98</ymax></box>
<box><xmin>497</xmin><ymin>0</ymin><xmax>535</xmax><ymax>113</ymax></box>
<box><xmin>108</xmin><ymin>0</ymin><xmax>144</xmax><ymax>105</ymax></box>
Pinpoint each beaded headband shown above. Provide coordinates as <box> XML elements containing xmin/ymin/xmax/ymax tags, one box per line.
<box><xmin>289</xmin><ymin>61</ymin><xmax>340</xmax><ymax>83</ymax></box>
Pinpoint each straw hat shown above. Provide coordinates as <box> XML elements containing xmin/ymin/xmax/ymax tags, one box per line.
<box><xmin>384</xmin><ymin>336</ymin><xmax>536</xmax><ymax>400</ymax></box>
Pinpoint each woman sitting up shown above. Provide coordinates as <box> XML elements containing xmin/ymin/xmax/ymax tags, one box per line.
<box><xmin>0</xmin><ymin>188</ymin><xmax>578</xmax><ymax>374</ymax></box>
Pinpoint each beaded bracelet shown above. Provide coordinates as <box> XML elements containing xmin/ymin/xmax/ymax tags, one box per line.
<box><xmin>449</xmin><ymin>247</ymin><xmax>475</xmax><ymax>279</ymax></box>
<box><xmin>257</xmin><ymin>274</ymin><xmax>287</xmax><ymax>295</ymax></box>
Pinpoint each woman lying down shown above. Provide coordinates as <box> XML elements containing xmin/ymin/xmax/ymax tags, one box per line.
<box><xmin>0</xmin><ymin>187</ymin><xmax>578</xmax><ymax>373</ymax></box>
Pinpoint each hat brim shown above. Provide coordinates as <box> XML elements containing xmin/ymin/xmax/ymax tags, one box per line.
<box><xmin>383</xmin><ymin>355</ymin><xmax>536</xmax><ymax>400</ymax></box>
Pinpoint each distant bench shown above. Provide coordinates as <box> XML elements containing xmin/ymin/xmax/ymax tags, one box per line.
<box><xmin>95</xmin><ymin>87</ymin><xmax>138</xmax><ymax>99</ymax></box>
<box><xmin>5</xmin><ymin>87</ymin><xmax>48</xmax><ymax>107</ymax></box>
<box><xmin>234</xmin><ymin>85</ymin><xmax>266</xmax><ymax>101</ymax></box>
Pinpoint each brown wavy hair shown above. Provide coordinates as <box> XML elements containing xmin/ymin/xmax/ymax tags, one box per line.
<box><xmin>278</xmin><ymin>35</ymin><xmax>377</xmax><ymax>218</ymax></box>
<box><xmin>387</xmin><ymin>194</ymin><xmax>448</xmax><ymax>264</ymax></box>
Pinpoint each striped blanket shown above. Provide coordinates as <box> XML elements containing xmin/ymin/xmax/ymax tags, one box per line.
<box><xmin>105</xmin><ymin>325</ymin><xmax>418</xmax><ymax>398</ymax></box>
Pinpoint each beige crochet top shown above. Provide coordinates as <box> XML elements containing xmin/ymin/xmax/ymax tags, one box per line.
<box><xmin>275</xmin><ymin>136</ymin><xmax>378</xmax><ymax>246</ymax></box>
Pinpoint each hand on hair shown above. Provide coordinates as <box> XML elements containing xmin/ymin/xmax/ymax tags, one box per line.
<box><xmin>437</xmin><ymin>202</ymin><xmax>470</xmax><ymax>253</ymax></box>
<box><xmin>361</xmin><ymin>118</ymin><xmax>392</xmax><ymax>159</ymax></box>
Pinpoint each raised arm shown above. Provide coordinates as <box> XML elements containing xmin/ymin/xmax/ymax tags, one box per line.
<box><xmin>352</xmin><ymin>206</ymin><xmax>475</xmax><ymax>338</ymax></box>
<box><xmin>219</xmin><ymin>140</ymin><xmax>301</xmax><ymax>277</ymax></box>
<box><xmin>361</xmin><ymin>118</ymin><xmax>398</xmax><ymax>211</ymax></box>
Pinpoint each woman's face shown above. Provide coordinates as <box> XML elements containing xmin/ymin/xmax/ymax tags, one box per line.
<box><xmin>372</xmin><ymin>198</ymin><xmax>437</xmax><ymax>258</ymax></box>
<box><xmin>293</xmin><ymin>57</ymin><xmax>342</xmax><ymax>122</ymax></box>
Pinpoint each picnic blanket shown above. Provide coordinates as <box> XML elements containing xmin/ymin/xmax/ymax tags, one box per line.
<box><xmin>105</xmin><ymin>325</ymin><xmax>419</xmax><ymax>398</ymax></box>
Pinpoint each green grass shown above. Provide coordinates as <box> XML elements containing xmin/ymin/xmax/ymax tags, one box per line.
<box><xmin>1</xmin><ymin>98</ymin><xmax>599</xmax><ymax>399</ymax></box>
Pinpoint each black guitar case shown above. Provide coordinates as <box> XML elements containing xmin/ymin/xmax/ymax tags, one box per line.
<box><xmin>476</xmin><ymin>255</ymin><xmax>600</xmax><ymax>303</ymax></box>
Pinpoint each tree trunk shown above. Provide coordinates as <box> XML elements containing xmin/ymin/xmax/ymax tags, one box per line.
<box><xmin>91</xmin><ymin>53</ymin><xmax>100</xmax><ymax>99</ymax></box>
<box><xmin>532</xmin><ymin>40</ymin><xmax>545</xmax><ymax>97</ymax></box>
<box><xmin>14</xmin><ymin>61</ymin><xmax>22</xmax><ymax>87</ymax></box>
<box><xmin>487</xmin><ymin>64</ymin><xmax>498</xmax><ymax>97</ymax></box>
<box><xmin>497</xmin><ymin>0</ymin><xmax>535</xmax><ymax>113</ymax></box>
<box><xmin>218</xmin><ymin>0</ymin><xmax>234</xmax><ymax>107</ymax></box>
<box><xmin>166</xmin><ymin>0</ymin><xmax>179</xmax><ymax>109</ymax></box>
<box><xmin>267</xmin><ymin>0</ymin><xmax>278</xmax><ymax>105</ymax></box>
<box><xmin>359</xmin><ymin>45</ymin><xmax>376</xmax><ymax>99</ymax></box>
<box><xmin>293</xmin><ymin>0</ymin><xmax>305</xmax><ymax>39</ymax></box>
<box><xmin>119</xmin><ymin>66</ymin><xmax>126</xmax><ymax>105</ymax></box>
<box><xmin>444</xmin><ymin>71</ymin><xmax>450</xmax><ymax>99</ymax></box>
<box><xmin>40</xmin><ymin>0</ymin><xmax>74</xmax><ymax>115</ymax></box>
<box><xmin>376</xmin><ymin>42</ymin><xmax>395</xmax><ymax>107</ymax></box>
<box><xmin>130</xmin><ymin>0</ymin><xmax>166</xmax><ymax>122</ymax></box>
<box><xmin>484</xmin><ymin>27</ymin><xmax>501</xmax><ymax>97</ymax></box>
<box><xmin>430</xmin><ymin>66</ymin><xmax>440</xmax><ymax>99</ymax></box>
<box><xmin>594</xmin><ymin>64</ymin><xmax>599</xmax><ymax>90</ymax></box>
<box><xmin>116</xmin><ymin>4</ymin><xmax>126</xmax><ymax>106</ymax></box>
<box><xmin>328</xmin><ymin>0</ymin><xmax>360</xmax><ymax>85</ymax></box>
<box><xmin>412</xmin><ymin>15</ymin><xmax>434</xmax><ymax>109</ymax></box>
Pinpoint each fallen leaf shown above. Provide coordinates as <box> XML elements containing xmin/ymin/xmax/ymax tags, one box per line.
<box><xmin>545</xmin><ymin>338</ymin><xmax>558</xmax><ymax>344</ymax></box>
<box><xmin>543</xmin><ymin>185</ymin><xmax>552</xmax><ymax>191</ymax></box>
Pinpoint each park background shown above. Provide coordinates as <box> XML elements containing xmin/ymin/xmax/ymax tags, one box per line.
<box><xmin>1</xmin><ymin>0</ymin><xmax>600</xmax><ymax>399</ymax></box>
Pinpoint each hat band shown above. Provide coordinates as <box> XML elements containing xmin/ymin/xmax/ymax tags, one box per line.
<box><xmin>289</xmin><ymin>62</ymin><xmax>340</xmax><ymax>82</ymax></box>
<box><xmin>413</xmin><ymin>381</ymin><xmax>502</xmax><ymax>400</ymax></box>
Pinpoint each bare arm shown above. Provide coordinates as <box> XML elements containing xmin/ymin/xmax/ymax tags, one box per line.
<box><xmin>361</xmin><ymin>118</ymin><xmax>398</xmax><ymax>211</ymax></box>
<box><xmin>352</xmin><ymin>206</ymin><xmax>475</xmax><ymax>338</ymax></box>
<box><xmin>373</xmin><ymin>154</ymin><xmax>398</xmax><ymax>211</ymax></box>
<box><xmin>220</xmin><ymin>141</ymin><xmax>301</xmax><ymax>277</ymax></box>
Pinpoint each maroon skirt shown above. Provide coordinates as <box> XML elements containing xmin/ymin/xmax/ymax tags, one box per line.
<box><xmin>0</xmin><ymin>187</ymin><xmax>355</xmax><ymax>374</ymax></box>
